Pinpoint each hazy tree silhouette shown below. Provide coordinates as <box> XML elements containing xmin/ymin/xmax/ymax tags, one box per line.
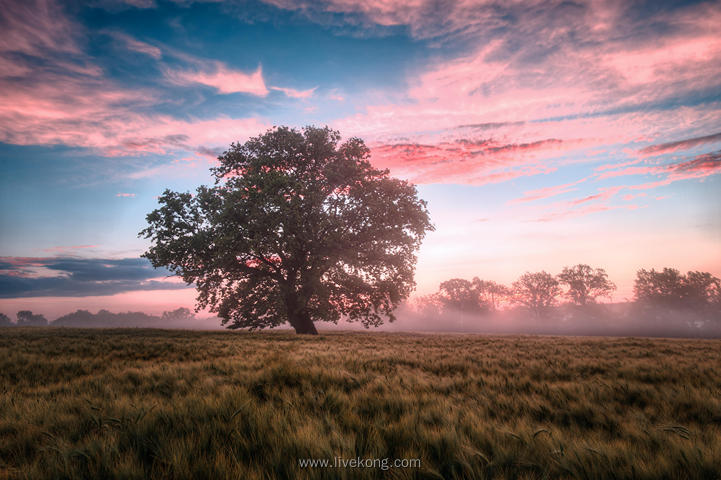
<box><xmin>437</xmin><ymin>278</ymin><xmax>487</xmax><ymax>313</ymax></box>
<box><xmin>512</xmin><ymin>271</ymin><xmax>560</xmax><ymax>318</ymax></box>
<box><xmin>472</xmin><ymin>278</ymin><xmax>510</xmax><ymax>312</ymax></box>
<box><xmin>161</xmin><ymin>307</ymin><xmax>196</xmax><ymax>324</ymax></box>
<box><xmin>684</xmin><ymin>271</ymin><xmax>721</xmax><ymax>313</ymax></box>
<box><xmin>634</xmin><ymin>268</ymin><xmax>721</xmax><ymax>315</ymax></box>
<box><xmin>141</xmin><ymin>126</ymin><xmax>433</xmax><ymax>334</ymax></box>
<box><xmin>557</xmin><ymin>264</ymin><xmax>616</xmax><ymax>306</ymax></box>
<box><xmin>0</xmin><ymin>313</ymin><xmax>13</xmax><ymax>327</ymax></box>
<box><xmin>16</xmin><ymin>311</ymin><xmax>48</xmax><ymax>327</ymax></box>
<box><xmin>634</xmin><ymin>268</ymin><xmax>688</xmax><ymax>308</ymax></box>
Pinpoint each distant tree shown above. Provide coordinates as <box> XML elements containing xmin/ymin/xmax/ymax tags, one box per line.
<box><xmin>557</xmin><ymin>264</ymin><xmax>616</xmax><ymax>306</ymax></box>
<box><xmin>161</xmin><ymin>307</ymin><xmax>196</xmax><ymax>324</ymax></box>
<box><xmin>634</xmin><ymin>268</ymin><xmax>721</xmax><ymax>316</ymax></box>
<box><xmin>53</xmin><ymin>309</ymin><xmax>162</xmax><ymax>328</ymax></box>
<box><xmin>16</xmin><ymin>310</ymin><xmax>48</xmax><ymax>327</ymax></box>
<box><xmin>437</xmin><ymin>278</ymin><xmax>487</xmax><ymax>313</ymax></box>
<box><xmin>0</xmin><ymin>313</ymin><xmax>13</xmax><ymax>327</ymax></box>
<box><xmin>411</xmin><ymin>293</ymin><xmax>444</xmax><ymax>318</ymax></box>
<box><xmin>512</xmin><ymin>271</ymin><xmax>561</xmax><ymax>317</ymax></box>
<box><xmin>52</xmin><ymin>310</ymin><xmax>94</xmax><ymax>327</ymax></box>
<box><xmin>472</xmin><ymin>278</ymin><xmax>510</xmax><ymax>312</ymax></box>
<box><xmin>141</xmin><ymin>126</ymin><xmax>433</xmax><ymax>334</ymax></box>
<box><xmin>684</xmin><ymin>271</ymin><xmax>721</xmax><ymax>310</ymax></box>
<box><xmin>633</xmin><ymin>268</ymin><xmax>688</xmax><ymax>308</ymax></box>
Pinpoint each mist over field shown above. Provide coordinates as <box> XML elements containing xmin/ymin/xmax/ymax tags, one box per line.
<box><xmin>2</xmin><ymin>301</ymin><xmax>719</xmax><ymax>338</ymax></box>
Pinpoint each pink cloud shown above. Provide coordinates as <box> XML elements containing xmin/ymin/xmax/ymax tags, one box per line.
<box><xmin>116</xmin><ymin>193</ymin><xmax>136</xmax><ymax>197</ymax></box>
<box><xmin>0</xmin><ymin>66</ymin><xmax>269</xmax><ymax>156</ymax></box>
<box><xmin>594</xmin><ymin>159</ymin><xmax>642</xmax><ymax>172</ymax></box>
<box><xmin>322</xmin><ymin>1</ymin><xmax>721</xmax><ymax>184</ymax></box>
<box><xmin>597</xmin><ymin>166</ymin><xmax>659</xmax><ymax>180</ymax></box>
<box><xmin>534</xmin><ymin>203</ymin><xmax>640</xmax><ymax>223</ymax></box>
<box><xmin>0</xmin><ymin>0</ymin><xmax>82</xmax><ymax>58</ymax></box>
<box><xmin>369</xmin><ymin>137</ymin><xmax>569</xmax><ymax>184</ymax></box>
<box><xmin>623</xmin><ymin>193</ymin><xmax>646</xmax><ymax>201</ymax></box>
<box><xmin>639</xmin><ymin>131</ymin><xmax>721</xmax><ymax>156</ymax></box>
<box><xmin>598</xmin><ymin>151</ymin><xmax>721</xmax><ymax>187</ymax></box>
<box><xmin>166</xmin><ymin>62</ymin><xmax>268</xmax><ymax>96</ymax></box>
<box><xmin>270</xmin><ymin>85</ymin><xmax>316</xmax><ymax>99</ymax></box>
<box><xmin>110</xmin><ymin>32</ymin><xmax>162</xmax><ymax>59</ymax></box>
<box><xmin>568</xmin><ymin>186</ymin><xmax>624</xmax><ymax>206</ymax></box>
<box><xmin>0</xmin><ymin>3</ymin><xmax>272</xmax><ymax>158</ymax></box>
<box><xmin>511</xmin><ymin>177</ymin><xmax>588</xmax><ymax>204</ymax></box>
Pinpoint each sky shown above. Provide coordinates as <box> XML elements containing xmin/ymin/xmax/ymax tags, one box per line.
<box><xmin>1</xmin><ymin>0</ymin><xmax>720</xmax><ymax>320</ymax></box>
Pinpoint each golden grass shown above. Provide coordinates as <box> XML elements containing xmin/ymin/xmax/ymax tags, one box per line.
<box><xmin>1</xmin><ymin>328</ymin><xmax>720</xmax><ymax>479</ymax></box>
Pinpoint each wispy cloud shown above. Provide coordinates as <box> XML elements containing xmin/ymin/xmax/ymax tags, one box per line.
<box><xmin>270</xmin><ymin>85</ymin><xmax>316</xmax><ymax>99</ymax></box>
<box><xmin>166</xmin><ymin>62</ymin><xmax>269</xmax><ymax>96</ymax></box>
<box><xmin>369</xmin><ymin>137</ymin><xmax>569</xmax><ymax>185</ymax></box>
<box><xmin>511</xmin><ymin>178</ymin><xmax>588</xmax><ymax>204</ymax></box>
<box><xmin>0</xmin><ymin>3</ymin><xmax>270</xmax><ymax>158</ymax></box>
<box><xmin>639</xmin><ymin>132</ymin><xmax>721</xmax><ymax>156</ymax></box>
<box><xmin>109</xmin><ymin>31</ymin><xmax>162</xmax><ymax>59</ymax></box>
<box><xmin>599</xmin><ymin>151</ymin><xmax>721</xmax><ymax>185</ymax></box>
<box><xmin>324</xmin><ymin>1</ymin><xmax>721</xmax><ymax>185</ymax></box>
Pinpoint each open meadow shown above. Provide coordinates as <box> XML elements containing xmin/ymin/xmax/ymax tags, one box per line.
<box><xmin>1</xmin><ymin>328</ymin><xmax>720</xmax><ymax>479</ymax></box>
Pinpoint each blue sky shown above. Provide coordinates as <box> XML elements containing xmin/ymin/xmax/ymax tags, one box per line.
<box><xmin>1</xmin><ymin>0</ymin><xmax>720</xmax><ymax>318</ymax></box>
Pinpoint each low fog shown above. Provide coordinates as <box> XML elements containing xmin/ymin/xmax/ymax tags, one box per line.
<box><xmin>1</xmin><ymin>266</ymin><xmax>719</xmax><ymax>338</ymax></box>
<box><xmin>1</xmin><ymin>302</ymin><xmax>719</xmax><ymax>338</ymax></box>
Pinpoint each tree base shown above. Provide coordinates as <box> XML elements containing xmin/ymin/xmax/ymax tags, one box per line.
<box><xmin>294</xmin><ymin>322</ymin><xmax>318</xmax><ymax>335</ymax></box>
<box><xmin>290</xmin><ymin>315</ymin><xmax>318</xmax><ymax>335</ymax></box>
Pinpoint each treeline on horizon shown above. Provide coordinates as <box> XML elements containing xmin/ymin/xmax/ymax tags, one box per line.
<box><xmin>1</xmin><ymin>265</ymin><xmax>719</xmax><ymax>337</ymax></box>
<box><xmin>0</xmin><ymin>307</ymin><xmax>223</xmax><ymax>330</ymax></box>
<box><xmin>406</xmin><ymin>265</ymin><xmax>721</xmax><ymax>337</ymax></box>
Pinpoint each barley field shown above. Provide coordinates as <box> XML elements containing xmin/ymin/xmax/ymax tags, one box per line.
<box><xmin>1</xmin><ymin>328</ymin><xmax>720</xmax><ymax>479</ymax></box>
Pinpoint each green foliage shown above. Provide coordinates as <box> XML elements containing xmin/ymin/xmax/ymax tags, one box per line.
<box><xmin>140</xmin><ymin>126</ymin><xmax>433</xmax><ymax>334</ymax></box>
<box><xmin>1</xmin><ymin>329</ymin><xmax>720</xmax><ymax>479</ymax></box>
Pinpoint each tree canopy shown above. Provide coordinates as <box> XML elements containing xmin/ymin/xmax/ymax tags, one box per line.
<box><xmin>0</xmin><ymin>313</ymin><xmax>12</xmax><ymax>327</ymax></box>
<box><xmin>512</xmin><ymin>271</ymin><xmax>560</xmax><ymax>317</ymax></box>
<box><xmin>16</xmin><ymin>310</ymin><xmax>48</xmax><ymax>327</ymax></box>
<box><xmin>557</xmin><ymin>264</ymin><xmax>616</xmax><ymax>306</ymax></box>
<box><xmin>472</xmin><ymin>278</ymin><xmax>510</xmax><ymax>312</ymax></box>
<box><xmin>634</xmin><ymin>268</ymin><xmax>721</xmax><ymax>313</ymax></box>
<box><xmin>141</xmin><ymin>126</ymin><xmax>433</xmax><ymax>334</ymax></box>
<box><xmin>437</xmin><ymin>278</ymin><xmax>486</xmax><ymax>313</ymax></box>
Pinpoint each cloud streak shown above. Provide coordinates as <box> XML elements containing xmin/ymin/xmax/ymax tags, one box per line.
<box><xmin>639</xmin><ymin>132</ymin><xmax>721</xmax><ymax>156</ymax></box>
<box><xmin>166</xmin><ymin>63</ymin><xmax>269</xmax><ymax>96</ymax></box>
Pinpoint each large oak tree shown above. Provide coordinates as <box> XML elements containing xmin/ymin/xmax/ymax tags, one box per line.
<box><xmin>140</xmin><ymin>126</ymin><xmax>433</xmax><ymax>334</ymax></box>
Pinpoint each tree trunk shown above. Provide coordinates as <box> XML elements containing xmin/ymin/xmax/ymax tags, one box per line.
<box><xmin>284</xmin><ymin>290</ymin><xmax>318</xmax><ymax>335</ymax></box>
<box><xmin>289</xmin><ymin>311</ymin><xmax>318</xmax><ymax>335</ymax></box>
<box><xmin>295</xmin><ymin>314</ymin><xmax>318</xmax><ymax>335</ymax></box>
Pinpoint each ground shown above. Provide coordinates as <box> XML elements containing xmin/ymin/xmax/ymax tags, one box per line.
<box><xmin>1</xmin><ymin>328</ymin><xmax>720</xmax><ymax>479</ymax></box>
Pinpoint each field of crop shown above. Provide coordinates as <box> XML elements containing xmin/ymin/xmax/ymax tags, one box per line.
<box><xmin>1</xmin><ymin>328</ymin><xmax>720</xmax><ymax>479</ymax></box>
